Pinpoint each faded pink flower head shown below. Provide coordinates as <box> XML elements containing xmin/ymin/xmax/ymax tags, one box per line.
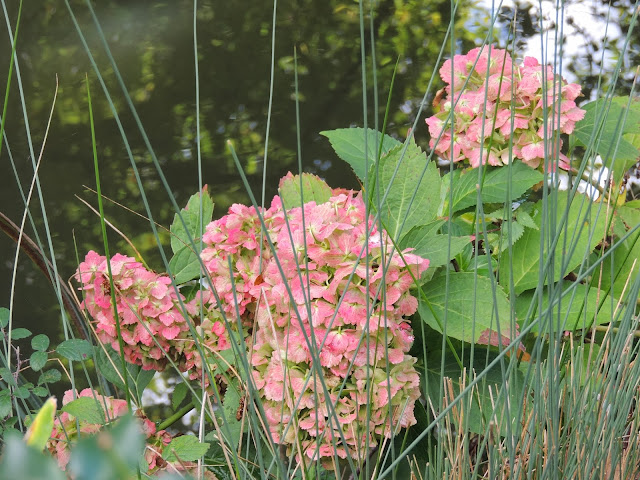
<box><xmin>47</xmin><ymin>389</ymin><xmax>129</xmax><ymax>470</ymax></box>
<box><xmin>75</xmin><ymin>175</ymin><xmax>428</xmax><ymax>470</ymax></box>
<box><xmin>427</xmin><ymin>46</ymin><xmax>585</xmax><ymax>171</ymax></box>
<box><xmin>75</xmin><ymin>252</ymin><xmax>192</xmax><ymax>371</ymax></box>
<box><xmin>75</xmin><ymin>251</ymin><xmax>236</xmax><ymax>389</ymax></box>
<box><xmin>249</xmin><ymin>188</ymin><xmax>426</xmax><ymax>468</ymax></box>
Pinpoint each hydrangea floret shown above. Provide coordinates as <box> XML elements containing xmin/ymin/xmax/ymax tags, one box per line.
<box><xmin>426</xmin><ymin>46</ymin><xmax>586</xmax><ymax>169</ymax></box>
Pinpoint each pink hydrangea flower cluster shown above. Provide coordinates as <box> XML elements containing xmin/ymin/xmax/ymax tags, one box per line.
<box><xmin>47</xmin><ymin>388</ymin><xmax>129</xmax><ymax>470</ymax></box>
<box><xmin>46</xmin><ymin>388</ymin><xmax>212</xmax><ymax>477</ymax></box>
<box><xmin>76</xmin><ymin>251</ymin><xmax>194</xmax><ymax>371</ymax></box>
<box><xmin>75</xmin><ymin>252</ymin><xmax>230</xmax><ymax>383</ymax></box>
<box><xmin>426</xmin><ymin>46</ymin><xmax>585</xmax><ymax>169</ymax></box>
<box><xmin>200</xmin><ymin>202</ymin><xmax>274</xmax><ymax>326</ymax></box>
<box><xmin>175</xmin><ymin>289</ymin><xmax>232</xmax><ymax>383</ymax></box>
<box><xmin>246</xmin><ymin>188</ymin><xmax>427</xmax><ymax>466</ymax></box>
<box><xmin>76</xmin><ymin>173</ymin><xmax>428</xmax><ymax>466</ymax></box>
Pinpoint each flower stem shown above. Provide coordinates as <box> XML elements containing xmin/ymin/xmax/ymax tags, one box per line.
<box><xmin>157</xmin><ymin>401</ymin><xmax>195</xmax><ymax>431</ymax></box>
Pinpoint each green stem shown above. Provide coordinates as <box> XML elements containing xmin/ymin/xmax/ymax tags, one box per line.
<box><xmin>593</xmin><ymin>324</ymin><xmax>640</xmax><ymax>338</ymax></box>
<box><xmin>569</xmin><ymin>167</ymin><xmax>607</xmax><ymax>197</ymax></box>
<box><xmin>86</xmin><ymin>75</ymin><xmax>132</xmax><ymax>410</ymax></box>
<box><xmin>157</xmin><ymin>401</ymin><xmax>195</xmax><ymax>431</ymax></box>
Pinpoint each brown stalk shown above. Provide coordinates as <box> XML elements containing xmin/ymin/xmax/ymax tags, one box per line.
<box><xmin>0</xmin><ymin>211</ymin><xmax>88</xmax><ymax>340</ymax></box>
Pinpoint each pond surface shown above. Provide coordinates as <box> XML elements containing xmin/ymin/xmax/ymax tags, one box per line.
<box><xmin>1</xmin><ymin>0</ymin><xmax>477</xmax><ymax>388</ymax></box>
<box><xmin>2</xmin><ymin>0</ymin><xmax>631</xmax><ymax>396</ymax></box>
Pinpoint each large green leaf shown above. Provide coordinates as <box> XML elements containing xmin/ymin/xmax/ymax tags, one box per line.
<box><xmin>515</xmin><ymin>284</ymin><xmax>617</xmax><ymax>334</ymax></box>
<box><xmin>573</xmin><ymin>96</ymin><xmax>640</xmax><ymax>184</ymax></box>
<box><xmin>592</xmin><ymin>204</ymin><xmax>640</xmax><ymax>300</ymax></box>
<box><xmin>400</xmin><ymin>224</ymin><xmax>470</xmax><ymax>270</ymax></box>
<box><xmin>320</xmin><ymin>127</ymin><xmax>401</xmax><ymax>181</ymax></box>
<box><xmin>168</xmin><ymin>244</ymin><xmax>202</xmax><ymax>284</ymax></box>
<box><xmin>419</xmin><ymin>272</ymin><xmax>516</xmax><ymax>347</ymax></box>
<box><xmin>375</xmin><ymin>141</ymin><xmax>442</xmax><ymax>241</ymax></box>
<box><xmin>95</xmin><ymin>345</ymin><xmax>155</xmax><ymax>404</ymax></box>
<box><xmin>279</xmin><ymin>172</ymin><xmax>332</xmax><ymax>209</ymax></box>
<box><xmin>423</xmin><ymin>347</ymin><xmax>525</xmax><ymax>435</ymax></box>
<box><xmin>499</xmin><ymin>191</ymin><xmax>608</xmax><ymax>294</ymax></box>
<box><xmin>170</xmin><ymin>187</ymin><xmax>214</xmax><ymax>254</ymax></box>
<box><xmin>441</xmin><ymin>161</ymin><xmax>543</xmax><ymax>214</ymax></box>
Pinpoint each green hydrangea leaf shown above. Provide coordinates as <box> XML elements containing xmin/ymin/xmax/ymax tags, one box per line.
<box><xmin>170</xmin><ymin>186</ymin><xmax>214</xmax><ymax>254</ymax></box>
<box><xmin>499</xmin><ymin>191</ymin><xmax>608</xmax><ymax>294</ymax></box>
<box><xmin>573</xmin><ymin>96</ymin><xmax>640</xmax><ymax>184</ymax></box>
<box><xmin>419</xmin><ymin>272</ymin><xmax>516</xmax><ymax>347</ymax></box>
<box><xmin>279</xmin><ymin>172</ymin><xmax>332</xmax><ymax>209</ymax></box>
<box><xmin>61</xmin><ymin>397</ymin><xmax>106</xmax><ymax>424</ymax></box>
<box><xmin>321</xmin><ymin>128</ymin><xmax>401</xmax><ymax>181</ymax></box>
<box><xmin>172</xmin><ymin>382</ymin><xmax>189</xmax><ymax>410</ymax></box>
<box><xmin>442</xmin><ymin>161</ymin><xmax>543</xmax><ymax>214</ymax></box>
<box><xmin>375</xmin><ymin>140</ymin><xmax>442</xmax><ymax>241</ymax></box>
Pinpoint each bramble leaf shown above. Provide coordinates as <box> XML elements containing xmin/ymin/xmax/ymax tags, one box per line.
<box><xmin>31</xmin><ymin>334</ymin><xmax>50</xmax><ymax>352</ymax></box>
<box><xmin>162</xmin><ymin>435</ymin><xmax>210</xmax><ymax>462</ymax></box>
<box><xmin>30</xmin><ymin>351</ymin><xmax>48</xmax><ymax>372</ymax></box>
<box><xmin>10</xmin><ymin>328</ymin><xmax>32</xmax><ymax>340</ymax></box>
<box><xmin>57</xmin><ymin>339</ymin><xmax>93</xmax><ymax>362</ymax></box>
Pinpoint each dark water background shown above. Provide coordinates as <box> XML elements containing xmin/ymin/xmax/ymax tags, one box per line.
<box><xmin>0</xmin><ymin>0</ymin><xmax>481</xmax><ymax>391</ymax></box>
<box><xmin>0</xmin><ymin>0</ymin><xmax>635</xmax><ymax>394</ymax></box>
